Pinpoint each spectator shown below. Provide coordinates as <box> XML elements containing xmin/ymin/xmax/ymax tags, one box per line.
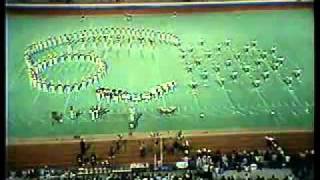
<box><xmin>139</xmin><ymin>141</ymin><xmax>146</xmax><ymax>157</ymax></box>
<box><xmin>244</xmin><ymin>173</ymin><xmax>251</xmax><ymax>180</ymax></box>
<box><xmin>268</xmin><ymin>174</ymin><xmax>279</xmax><ymax>180</ymax></box>
<box><xmin>80</xmin><ymin>138</ymin><xmax>86</xmax><ymax>156</ymax></box>
<box><xmin>77</xmin><ymin>154</ymin><xmax>83</xmax><ymax>166</ymax></box>
<box><xmin>90</xmin><ymin>153</ymin><xmax>97</xmax><ymax>166</ymax></box>
<box><xmin>108</xmin><ymin>143</ymin><xmax>116</xmax><ymax>159</ymax></box>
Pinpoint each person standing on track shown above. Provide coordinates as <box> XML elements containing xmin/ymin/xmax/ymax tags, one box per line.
<box><xmin>80</xmin><ymin>138</ymin><xmax>87</xmax><ymax>156</ymax></box>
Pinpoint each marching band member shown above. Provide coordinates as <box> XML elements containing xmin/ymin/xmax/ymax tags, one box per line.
<box><xmin>93</xmin><ymin>74</ymin><xmax>99</xmax><ymax>84</ymax></box>
<box><xmin>89</xmin><ymin>106</ymin><xmax>96</xmax><ymax>121</ymax></box>
<box><xmin>37</xmin><ymin>79</ymin><xmax>42</xmax><ymax>91</ymax></box>
<box><xmin>156</xmin><ymin>86</ymin><xmax>163</xmax><ymax>97</ymax></box>
<box><xmin>216</xmin><ymin>43</ymin><xmax>222</xmax><ymax>54</ymax></box>
<box><xmin>199</xmin><ymin>38</ymin><xmax>205</xmax><ymax>46</ymax></box>
<box><xmin>252</xmin><ymin>79</ymin><xmax>261</xmax><ymax>88</ymax></box>
<box><xmin>64</xmin><ymin>82</ymin><xmax>71</xmax><ymax>94</ymax></box>
<box><xmin>225</xmin><ymin>59</ymin><xmax>232</xmax><ymax>67</ymax></box>
<box><xmin>121</xmin><ymin>91</ymin><xmax>130</xmax><ymax>103</ymax></box>
<box><xmin>195</xmin><ymin>58</ymin><xmax>202</xmax><ymax>66</ymax></box>
<box><xmin>293</xmin><ymin>68</ymin><xmax>302</xmax><ymax>79</ymax></box>
<box><xmin>67</xmin><ymin>42</ymin><xmax>73</xmax><ymax>54</ymax></box>
<box><xmin>277</xmin><ymin>56</ymin><xmax>285</xmax><ymax>65</ymax></box>
<box><xmin>53</xmin><ymin>56</ymin><xmax>59</xmax><ymax>65</ymax></box>
<box><xmin>129</xmin><ymin>105</ymin><xmax>136</xmax><ymax>123</ymax></box>
<box><xmin>31</xmin><ymin>76</ymin><xmax>38</xmax><ymax>89</ymax></box>
<box><xmin>283</xmin><ymin>76</ymin><xmax>293</xmax><ymax>86</ymax></box>
<box><xmin>230</xmin><ymin>71</ymin><xmax>239</xmax><ymax>81</ymax></box>
<box><xmin>235</xmin><ymin>52</ymin><xmax>241</xmax><ymax>60</ymax></box>
<box><xmin>41</xmin><ymin>79</ymin><xmax>48</xmax><ymax>92</ymax></box>
<box><xmin>190</xmin><ymin>80</ymin><xmax>198</xmax><ymax>89</ymax></box>
<box><xmin>50</xmin><ymin>36</ymin><xmax>57</xmax><ymax>47</ymax></box>
<box><xmin>69</xmin><ymin>106</ymin><xmax>76</xmax><ymax>120</ymax></box>
<box><xmin>106</xmin><ymin>89</ymin><xmax>112</xmax><ymax>103</ymax></box>
<box><xmin>110</xmin><ymin>89</ymin><xmax>116</xmax><ymax>102</ymax></box>
<box><xmin>171</xmin><ymin>81</ymin><xmax>177</xmax><ymax>90</ymax></box>
<box><xmin>75</xmin><ymin>81</ymin><xmax>81</xmax><ymax>92</ymax></box>
<box><xmin>70</xmin><ymin>83</ymin><xmax>76</xmax><ymax>93</ymax></box>
<box><xmin>48</xmin><ymin>57</ymin><xmax>54</xmax><ymax>68</ymax></box>
<box><xmin>262</xmin><ymin>70</ymin><xmax>270</xmax><ymax>80</ymax></box>
<box><xmin>49</xmin><ymin>80</ymin><xmax>55</xmax><ymax>93</ymax></box>
<box><xmin>88</xmin><ymin>76</ymin><xmax>95</xmax><ymax>87</ymax></box>
<box><xmin>25</xmin><ymin>57</ymin><xmax>33</xmax><ymax>69</ymax></box>
<box><xmin>160</xmin><ymin>83</ymin><xmax>169</xmax><ymax>94</ymax></box>
<box><xmin>142</xmin><ymin>92</ymin><xmax>151</xmax><ymax>102</ymax></box>
<box><xmin>225</xmin><ymin>39</ymin><xmax>231</xmax><ymax>47</ymax></box>
<box><xmin>186</xmin><ymin>64</ymin><xmax>193</xmax><ymax>73</ymax></box>
<box><xmin>261</xmin><ymin>50</ymin><xmax>268</xmax><ymax>59</ymax></box>
<box><xmin>271</xmin><ymin>45</ymin><xmax>277</xmax><ymax>54</ymax></box>
<box><xmin>94</xmin><ymin>105</ymin><xmax>100</xmax><ymax>119</ymax></box>
<box><xmin>78</xmin><ymin>78</ymin><xmax>85</xmax><ymax>91</ymax></box>
<box><xmin>56</xmin><ymin>81</ymin><xmax>64</xmax><ymax>94</ymax></box>
<box><xmin>201</xmin><ymin>70</ymin><xmax>209</xmax><ymax>80</ymax></box>
<box><xmin>217</xmin><ymin>77</ymin><xmax>225</xmax><ymax>88</ymax></box>
<box><xmin>242</xmin><ymin>64</ymin><xmax>251</xmax><ymax>73</ymax></box>
<box><xmin>255</xmin><ymin>58</ymin><xmax>263</xmax><ymax>66</ymax></box>
<box><xmin>114</xmin><ymin>89</ymin><xmax>121</xmax><ymax>103</ymax></box>
<box><xmin>96</xmin><ymin>88</ymin><xmax>103</xmax><ymax>101</ymax></box>
<box><xmin>150</xmin><ymin>87</ymin><xmax>158</xmax><ymax>99</ymax></box>
<box><xmin>213</xmin><ymin>64</ymin><xmax>220</xmax><ymax>73</ymax></box>
<box><xmin>132</xmin><ymin>93</ymin><xmax>142</xmax><ymax>103</ymax></box>
<box><xmin>56</xmin><ymin>35</ymin><xmax>62</xmax><ymax>45</ymax></box>
<box><xmin>271</xmin><ymin>62</ymin><xmax>280</xmax><ymax>71</ymax></box>
<box><xmin>35</xmin><ymin>63</ymin><xmax>42</xmax><ymax>73</ymax></box>
<box><xmin>204</xmin><ymin>49</ymin><xmax>213</xmax><ymax>59</ymax></box>
<box><xmin>251</xmin><ymin>39</ymin><xmax>257</xmax><ymax>47</ymax></box>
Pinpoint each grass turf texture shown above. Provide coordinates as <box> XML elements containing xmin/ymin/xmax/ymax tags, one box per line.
<box><xmin>7</xmin><ymin>9</ymin><xmax>314</xmax><ymax>140</ymax></box>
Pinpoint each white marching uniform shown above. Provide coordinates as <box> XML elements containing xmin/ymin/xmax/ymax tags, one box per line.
<box><xmin>90</xmin><ymin>110</ymin><xmax>95</xmax><ymax>121</ymax></box>
<box><xmin>37</xmin><ymin>81</ymin><xmax>42</xmax><ymax>91</ymax></box>
<box><xmin>94</xmin><ymin>109</ymin><xmax>99</xmax><ymax>119</ymax></box>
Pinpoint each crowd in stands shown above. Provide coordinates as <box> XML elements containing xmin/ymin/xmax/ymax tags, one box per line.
<box><xmin>183</xmin><ymin>136</ymin><xmax>314</xmax><ymax>180</ymax></box>
<box><xmin>7</xmin><ymin>135</ymin><xmax>313</xmax><ymax>180</ymax></box>
<box><xmin>6</xmin><ymin>166</ymin><xmax>312</xmax><ymax>179</ymax></box>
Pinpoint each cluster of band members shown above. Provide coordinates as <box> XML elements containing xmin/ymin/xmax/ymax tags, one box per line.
<box><xmin>24</xmin><ymin>26</ymin><xmax>182</xmax><ymax>93</ymax></box>
<box><xmin>52</xmin><ymin>105</ymin><xmax>109</xmax><ymax>123</ymax></box>
<box><xmin>25</xmin><ymin>26</ymin><xmax>305</xmax><ymax>130</ymax></box>
<box><xmin>26</xmin><ymin>53</ymin><xmax>107</xmax><ymax>93</ymax></box>
<box><xmin>25</xmin><ymin>26</ymin><xmax>183</xmax><ymax>130</ymax></box>
<box><xmin>180</xmin><ymin>39</ymin><xmax>303</xmax><ymax>89</ymax></box>
<box><xmin>24</xmin><ymin>26</ymin><xmax>182</xmax><ymax>59</ymax></box>
<box><xmin>24</xmin><ymin>25</ymin><xmax>303</xmax><ymax>93</ymax></box>
<box><xmin>52</xmin><ymin>104</ymin><xmax>177</xmax><ymax>131</ymax></box>
<box><xmin>96</xmin><ymin>81</ymin><xmax>177</xmax><ymax>103</ymax></box>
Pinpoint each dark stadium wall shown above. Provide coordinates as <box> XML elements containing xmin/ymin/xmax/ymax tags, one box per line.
<box><xmin>6</xmin><ymin>1</ymin><xmax>313</xmax><ymax>15</ymax></box>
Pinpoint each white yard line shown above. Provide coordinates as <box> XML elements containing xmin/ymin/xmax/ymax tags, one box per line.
<box><xmin>32</xmin><ymin>91</ymin><xmax>41</xmax><ymax>105</ymax></box>
<box><xmin>227</xmin><ymin>92</ymin><xmax>247</xmax><ymax>116</ymax></box>
<box><xmin>255</xmin><ymin>90</ymin><xmax>283</xmax><ymax>126</ymax></box>
<box><xmin>288</xmin><ymin>89</ymin><xmax>304</xmax><ymax>107</ymax></box>
<box><xmin>9</xmin><ymin>129</ymin><xmax>313</xmax><ymax>145</ymax></box>
<box><xmin>63</xmin><ymin>94</ymin><xmax>72</xmax><ymax>114</ymax></box>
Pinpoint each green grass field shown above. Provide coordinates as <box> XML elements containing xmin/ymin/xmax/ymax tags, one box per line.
<box><xmin>7</xmin><ymin>8</ymin><xmax>314</xmax><ymax>140</ymax></box>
